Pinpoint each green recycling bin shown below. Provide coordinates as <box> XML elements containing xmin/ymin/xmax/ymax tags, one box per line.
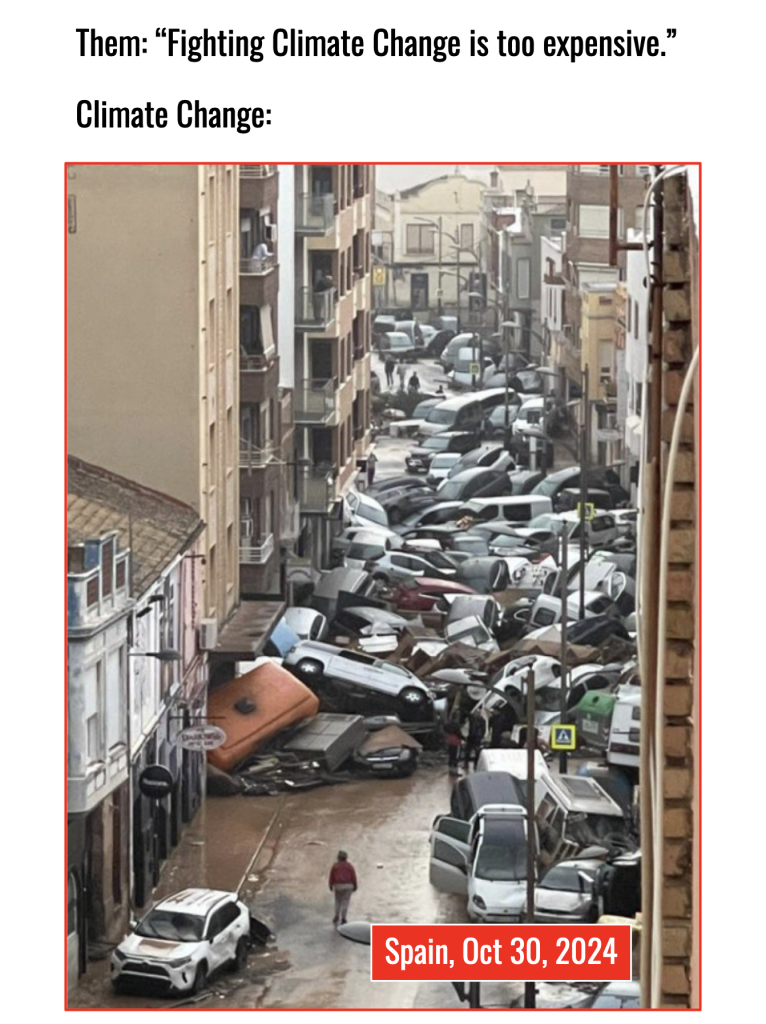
<box><xmin>572</xmin><ymin>691</ymin><xmax>617</xmax><ymax>751</ymax></box>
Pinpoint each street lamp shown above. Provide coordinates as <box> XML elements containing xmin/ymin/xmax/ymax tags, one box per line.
<box><xmin>128</xmin><ymin>649</ymin><xmax>182</xmax><ymax>662</ymax></box>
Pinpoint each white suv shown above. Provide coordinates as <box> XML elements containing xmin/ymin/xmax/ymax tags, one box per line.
<box><xmin>111</xmin><ymin>888</ymin><xmax>250</xmax><ymax>994</ymax></box>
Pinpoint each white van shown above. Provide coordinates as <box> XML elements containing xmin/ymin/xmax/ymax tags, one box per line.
<box><xmin>457</xmin><ymin>495</ymin><xmax>553</xmax><ymax>526</ymax></box>
<box><xmin>476</xmin><ymin>748</ymin><xmax>548</xmax><ymax>782</ymax></box>
<box><xmin>535</xmin><ymin>772</ymin><xmax>630</xmax><ymax>867</ymax></box>
<box><xmin>606</xmin><ymin>687</ymin><xmax>641</xmax><ymax>770</ymax></box>
<box><xmin>513</xmin><ymin>396</ymin><xmax>547</xmax><ymax>437</ymax></box>
<box><xmin>429</xmin><ymin>804</ymin><xmax>534</xmax><ymax>923</ymax></box>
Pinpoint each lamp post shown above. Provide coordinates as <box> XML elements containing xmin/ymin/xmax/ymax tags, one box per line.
<box><xmin>414</xmin><ymin>216</ymin><xmax>482</xmax><ymax>329</ymax></box>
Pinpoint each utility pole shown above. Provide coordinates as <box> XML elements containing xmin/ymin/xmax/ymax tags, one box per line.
<box><xmin>578</xmin><ymin>364</ymin><xmax>590</xmax><ymax>619</ymax></box>
<box><xmin>456</xmin><ymin>244</ymin><xmax>461</xmax><ymax>333</ymax></box>
<box><xmin>559</xmin><ymin>523</ymin><xmax>570</xmax><ymax>773</ymax></box>
<box><xmin>524</xmin><ymin>664</ymin><xmax>537</xmax><ymax>1009</ymax></box>
<box><xmin>437</xmin><ymin>215</ymin><xmax>443</xmax><ymax>317</ymax></box>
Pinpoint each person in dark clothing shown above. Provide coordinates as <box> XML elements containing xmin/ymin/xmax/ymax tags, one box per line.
<box><xmin>445</xmin><ymin>720</ymin><xmax>462</xmax><ymax>776</ymax></box>
<box><xmin>384</xmin><ymin>356</ymin><xmax>396</xmax><ymax>387</ymax></box>
<box><xmin>329</xmin><ymin>850</ymin><xmax>358</xmax><ymax>926</ymax></box>
<box><xmin>408</xmin><ymin>371</ymin><xmax>421</xmax><ymax>394</ymax></box>
<box><xmin>463</xmin><ymin>712</ymin><xmax>485</xmax><ymax>770</ymax></box>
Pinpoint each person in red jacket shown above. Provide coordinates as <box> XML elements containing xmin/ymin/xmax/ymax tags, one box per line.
<box><xmin>329</xmin><ymin>850</ymin><xmax>358</xmax><ymax>926</ymax></box>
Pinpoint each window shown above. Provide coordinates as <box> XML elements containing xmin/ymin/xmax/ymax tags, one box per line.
<box><xmin>578</xmin><ymin>205</ymin><xmax>609</xmax><ymax>238</ymax></box>
<box><xmin>406</xmin><ymin>224</ymin><xmax>435</xmax><ymax>254</ymax></box>
<box><xmin>636</xmin><ymin>165</ymin><xmax>651</xmax><ymax>177</ymax></box>
<box><xmin>410</xmin><ymin>272</ymin><xmax>429</xmax><ymax>312</ymax></box>
<box><xmin>633</xmin><ymin>300</ymin><xmax>639</xmax><ymax>339</ymax></box>
<box><xmin>68</xmin><ymin>873</ymin><xmax>78</xmax><ymax>934</ymax></box>
<box><xmin>460</xmin><ymin>224</ymin><xmax>474</xmax><ymax>250</ymax></box>
<box><xmin>433</xmin><ymin>839</ymin><xmax>467</xmax><ymax>870</ymax></box>
<box><xmin>635</xmin><ymin>205</ymin><xmax>646</xmax><ymax>230</ymax></box>
<box><xmin>101</xmin><ymin>538</ymin><xmax>114</xmax><ymax>598</ymax></box>
<box><xmin>635</xmin><ymin>382</ymin><xmax>643</xmax><ymax>416</ymax></box>
<box><xmin>517</xmin><ymin>258</ymin><xmax>531</xmax><ymax>300</ymax></box>
<box><xmin>240</xmin><ymin>307</ymin><xmax>262</xmax><ymax>355</ymax></box>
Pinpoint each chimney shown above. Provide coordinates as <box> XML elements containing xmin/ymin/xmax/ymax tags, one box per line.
<box><xmin>490</xmin><ymin>170</ymin><xmax>499</xmax><ymax>189</ymax></box>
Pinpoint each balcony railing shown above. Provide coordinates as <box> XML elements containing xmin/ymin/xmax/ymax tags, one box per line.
<box><xmin>294</xmin><ymin>378</ymin><xmax>337</xmax><ymax>424</ymax></box>
<box><xmin>240</xmin><ymin>253</ymin><xmax>277</xmax><ymax>275</ymax></box>
<box><xmin>296</xmin><ymin>193</ymin><xmax>335</xmax><ymax>234</ymax></box>
<box><xmin>240</xmin><ymin>349</ymin><xmax>275</xmax><ymax>371</ymax></box>
<box><xmin>240</xmin><ymin>533</ymin><xmax>275</xmax><ymax>564</ymax></box>
<box><xmin>297</xmin><ymin>467</ymin><xmax>335</xmax><ymax>513</ymax></box>
<box><xmin>240</xmin><ymin>441</ymin><xmax>278</xmax><ymax>470</ymax></box>
<box><xmin>240</xmin><ymin>164</ymin><xmax>276</xmax><ymax>178</ymax></box>
<box><xmin>295</xmin><ymin>286</ymin><xmax>335</xmax><ymax>331</ymax></box>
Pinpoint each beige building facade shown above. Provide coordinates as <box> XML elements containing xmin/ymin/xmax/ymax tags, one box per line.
<box><xmin>291</xmin><ymin>164</ymin><xmax>373</xmax><ymax>569</ymax></box>
<box><xmin>375</xmin><ymin>172</ymin><xmax>484</xmax><ymax>317</ymax></box>
<box><xmin>67</xmin><ymin>164</ymin><xmax>240</xmax><ymax>627</ymax></box>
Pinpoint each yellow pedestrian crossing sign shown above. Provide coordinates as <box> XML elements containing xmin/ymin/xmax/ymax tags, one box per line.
<box><xmin>373</xmin><ymin>266</ymin><xmax>386</xmax><ymax>287</ymax></box>
<box><xmin>577</xmin><ymin>502</ymin><xmax>596</xmax><ymax>521</ymax></box>
<box><xmin>551</xmin><ymin>724</ymin><xmax>577</xmax><ymax>750</ymax></box>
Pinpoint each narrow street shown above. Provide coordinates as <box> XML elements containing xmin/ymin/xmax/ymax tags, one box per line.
<box><xmin>70</xmin><ymin>765</ymin><xmax>525</xmax><ymax>1009</ymax></box>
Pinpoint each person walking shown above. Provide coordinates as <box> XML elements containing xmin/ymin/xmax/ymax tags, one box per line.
<box><xmin>408</xmin><ymin>370</ymin><xmax>421</xmax><ymax>394</ymax></box>
<box><xmin>396</xmin><ymin>363</ymin><xmax>406</xmax><ymax>391</ymax></box>
<box><xmin>366</xmin><ymin>450</ymin><xmax>378</xmax><ymax>487</ymax></box>
<box><xmin>445</xmin><ymin>719</ymin><xmax>462</xmax><ymax>776</ymax></box>
<box><xmin>329</xmin><ymin>850</ymin><xmax>358</xmax><ymax>926</ymax></box>
<box><xmin>384</xmin><ymin>356</ymin><xmax>395</xmax><ymax>388</ymax></box>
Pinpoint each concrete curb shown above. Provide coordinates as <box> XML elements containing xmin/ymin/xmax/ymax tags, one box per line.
<box><xmin>236</xmin><ymin>794</ymin><xmax>286</xmax><ymax>896</ymax></box>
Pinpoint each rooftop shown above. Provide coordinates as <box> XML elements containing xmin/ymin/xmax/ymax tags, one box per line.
<box><xmin>68</xmin><ymin>456</ymin><xmax>203</xmax><ymax>596</ymax></box>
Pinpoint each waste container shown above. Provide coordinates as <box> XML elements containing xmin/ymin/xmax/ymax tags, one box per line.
<box><xmin>572</xmin><ymin>691</ymin><xmax>617</xmax><ymax>751</ymax></box>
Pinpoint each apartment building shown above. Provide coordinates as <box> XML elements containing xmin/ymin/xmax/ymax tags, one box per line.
<box><xmin>374</xmin><ymin>172</ymin><xmax>484</xmax><ymax>320</ymax></box>
<box><xmin>285</xmin><ymin>164</ymin><xmax>374</xmax><ymax>570</ymax></box>
<box><xmin>561</xmin><ymin>165</ymin><xmax>650</xmax><ymax>375</ymax></box>
<box><xmin>494</xmin><ymin>163</ymin><xmax>567</xmax><ymax>212</ymax></box>
<box><xmin>238</xmin><ymin>164</ymin><xmax>293</xmax><ymax>597</ymax></box>
<box><xmin>67</xmin><ymin>164</ymin><xmax>284</xmax><ymax>671</ymax></box>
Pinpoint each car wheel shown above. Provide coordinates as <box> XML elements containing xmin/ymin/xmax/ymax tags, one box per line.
<box><xmin>296</xmin><ymin>658</ymin><xmax>324</xmax><ymax>681</ymax></box>
<box><xmin>191</xmin><ymin>962</ymin><xmax>208</xmax><ymax>994</ymax></box>
<box><xmin>372</xmin><ymin>572</ymin><xmax>390</xmax><ymax>584</ymax></box>
<box><xmin>399</xmin><ymin>687</ymin><xmax>426</xmax><ymax>711</ymax></box>
<box><xmin>229</xmin><ymin>937</ymin><xmax>249</xmax><ymax>972</ymax></box>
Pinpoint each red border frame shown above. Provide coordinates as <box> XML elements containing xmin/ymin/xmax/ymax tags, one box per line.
<box><xmin>66</xmin><ymin>159</ymin><xmax>700</xmax><ymax>1007</ymax></box>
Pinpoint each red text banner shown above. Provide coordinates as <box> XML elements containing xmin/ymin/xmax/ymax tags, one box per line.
<box><xmin>371</xmin><ymin>924</ymin><xmax>632</xmax><ymax>983</ymax></box>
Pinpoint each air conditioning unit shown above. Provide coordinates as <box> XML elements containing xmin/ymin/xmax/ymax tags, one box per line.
<box><xmin>198</xmin><ymin>618</ymin><xmax>218</xmax><ymax>651</ymax></box>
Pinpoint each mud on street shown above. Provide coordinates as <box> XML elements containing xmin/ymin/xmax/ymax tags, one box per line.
<box><xmin>70</xmin><ymin>765</ymin><xmax>524</xmax><ymax>1010</ymax></box>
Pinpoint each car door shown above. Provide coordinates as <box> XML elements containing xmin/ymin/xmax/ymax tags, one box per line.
<box><xmin>205</xmin><ymin>905</ymin><xmax>236</xmax><ymax>971</ymax></box>
<box><xmin>429</xmin><ymin>817</ymin><xmax>471</xmax><ymax>895</ymax></box>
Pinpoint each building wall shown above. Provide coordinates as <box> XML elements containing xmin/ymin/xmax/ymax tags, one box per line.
<box><xmin>579</xmin><ymin>284</ymin><xmax>617</xmax><ymax>400</ymax></box>
<box><xmin>388</xmin><ymin>174</ymin><xmax>484</xmax><ymax>314</ymax></box>
<box><xmin>67</xmin><ymin>165</ymin><xmax>201</xmax><ymax>510</ymax></box>
<box><xmin>496</xmin><ymin>164</ymin><xmax>567</xmax><ymax>211</ymax></box>
<box><xmin>67</xmin><ymin>164</ymin><xmax>240</xmax><ymax>624</ymax></box>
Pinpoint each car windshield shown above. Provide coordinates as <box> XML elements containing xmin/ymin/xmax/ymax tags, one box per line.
<box><xmin>540</xmin><ymin>865</ymin><xmax>582</xmax><ymax>892</ymax></box>
<box><xmin>423</xmin><ymin>436</ymin><xmax>451</xmax><ymax>450</ymax></box>
<box><xmin>357</xmin><ymin>501</ymin><xmax>387</xmax><ymax>526</ymax></box>
<box><xmin>566</xmin><ymin>812</ymin><xmax>628</xmax><ymax>849</ymax></box>
<box><xmin>424</xmin><ymin>550</ymin><xmax>456</xmax><ymax>569</ymax></box>
<box><xmin>414</xmin><ymin>401</ymin><xmax>437</xmax><ymax>418</ymax></box>
<box><xmin>425</xmin><ymin>408</ymin><xmax>457</xmax><ymax>425</ymax></box>
<box><xmin>528</xmin><ymin>512</ymin><xmax>557</xmax><ymax>528</ymax></box>
<box><xmin>346</xmin><ymin>543</ymin><xmax>384</xmax><ymax>560</ymax></box>
<box><xmin>474</xmin><ymin>820</ymin><xmax>527</xmax><ymax>881</ymax></box>
<box><xmin>135</xmin><ymin>909</ymin><xmax>205</xmax><ymax>942</ymax></box>
<box><xmin>436</xmin><ymin>479</ymin><xmax>472</xmax><ymax>500</ymax></box>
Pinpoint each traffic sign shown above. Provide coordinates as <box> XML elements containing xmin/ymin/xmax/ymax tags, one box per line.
<box><xmin>178</xmin><ymin>725</ymin><xmax>227</xmax><ymax>751</ymax></box>
<box><xmin>577</xmin><ymin>502</ymin><xmax>596</xmax><ymax>521</ymax></box>
<box><xmin>469</xmin><ymin>363</ymin><xmax>481</xmax><ymax>376</ymax></box>
<box><xmin>372</xmin><ymin>266</ymin><xmax>386</xmax><ymax>287</ymax></box>
<box><xmin>550</xmin><ymin>724</ymin><xmax>577</xmax><ymax>750</ymax></box>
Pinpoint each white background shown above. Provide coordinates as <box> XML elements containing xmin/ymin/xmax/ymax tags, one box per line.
<box><xmin>7</xmin><ymin>0</ymin><xmax>757</xmax><ymax>1020</ymax></box>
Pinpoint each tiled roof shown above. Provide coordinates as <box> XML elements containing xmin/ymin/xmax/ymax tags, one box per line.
<box><xmin>67</xmin><ymin>456</ymin><xmax>203</xmax><ymax>597</ymax></box>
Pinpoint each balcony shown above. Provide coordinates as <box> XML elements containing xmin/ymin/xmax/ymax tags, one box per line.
<box><xmin>296</xmin><ymin>193</ymin><xmax>335</xmax><ymax>234</ymax></box>
<box><xmin>294</xmin><ymin>378</ymin><xmax>337</xmax><ymax>424</ymax></box>
<box><xmin>240</xmin><ymin>533</ymin><xmax>275</xmax><ymax>564</ymax></box>
<box><xmin>240</xmin><ymin>253</ymin><xmax>277</xmax><ymax>275</ymax></box>
<box><xmin>240</xmin><ymin>440</ymin><xmax>279</xmax><ymax>471</ymax></box>
<box><xmin>295</xmin><ymin>286</ymin><xmax>335</xmax><ymax>331</ymax></box>
<box><xmin>240</xmin><ymin>164</ymin><xmax>276</xmax><ymax>178</ymax></box>
<box><xmin>297</xmin><ymin>466</ymin><xmax>335</xmax><ymax>513</ymax></box>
